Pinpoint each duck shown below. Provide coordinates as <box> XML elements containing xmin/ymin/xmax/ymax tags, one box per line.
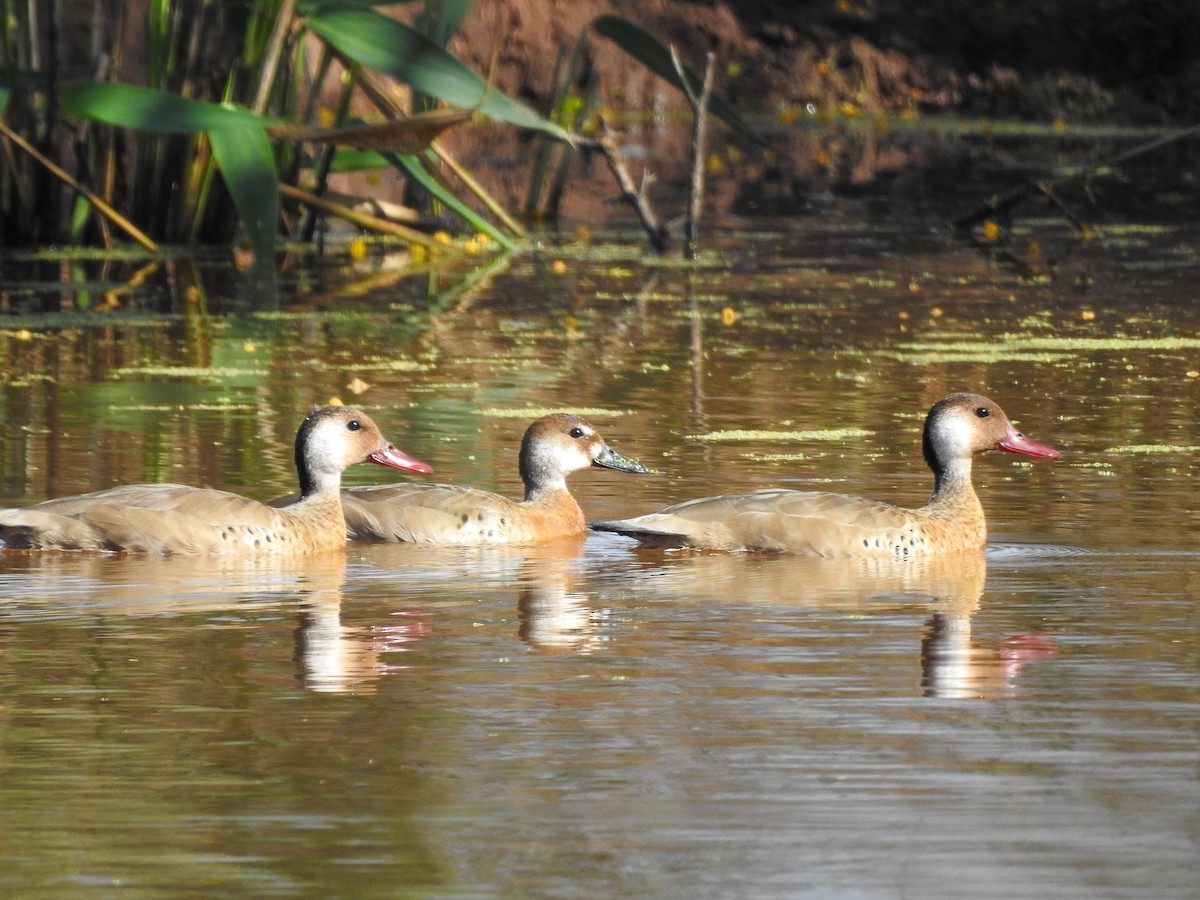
<box><xmin>0</xmin><ymin>405</ymin><xmax>432</xmax><ymax>555</ymax></box>
<box><xmin>589</xmin><ymin>393</ymin><xmax>1060</xmax><ymax>556</ymax></box>
<box><xmin>274</xmin><ymin>413</ymin><xmax>648</xmax><ymax>544</ymax></box>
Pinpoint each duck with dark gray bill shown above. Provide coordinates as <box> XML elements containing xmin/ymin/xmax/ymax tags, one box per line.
<box><xmin>0</xmin><ymin>406</ymin><xmax>432</xmax><ymax>555</ymax></box>
<box><xmin>590</xmin><ymin>393</ymin><xmax>1060</xmax><ymax>556</ymax></box>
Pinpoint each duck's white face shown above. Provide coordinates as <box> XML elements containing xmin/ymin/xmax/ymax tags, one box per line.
<box><xmin>927</xmin><ymin>394</ymin><xmax>1060</xmax><ymax>462</ymax></box>
<box><xmin>302</xmin><ymin>407</ymin><xmax>432</xmax><ymax>479</ymax></box>
<box><xmin>519</xmin><ymin>414</ymin><xmax>648</xmax><ymax>491</ymax></box>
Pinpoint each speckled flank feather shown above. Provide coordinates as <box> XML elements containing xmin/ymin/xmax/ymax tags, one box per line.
<box><xmin>0</xmin><ymin>406</ymin><xmax>430</xmax><ymax>556</ymax></box>
<box><xmin>590</xmin><ymin>393</ymin><xmax>1059</xmax><ymax>556</ymax></box>
<box><xmin>275</xmin><ymin>413</ymin><xmax>647</xmax><ymax>545</ymax></box>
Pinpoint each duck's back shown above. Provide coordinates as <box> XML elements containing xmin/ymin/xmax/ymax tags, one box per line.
<box><xmin>338</xmin><ymin>483</ymin><xmax>583</xmax><ymax>544</ymax></box>
<box><xmin>592</xmin><ymin>488</ymin><xmax>983</xmax><ymax>556</ymax></box>
<box><xmin>0</xmin><ymin>484</ymin><xmax>345</xmax><ymax>554</ymax></box>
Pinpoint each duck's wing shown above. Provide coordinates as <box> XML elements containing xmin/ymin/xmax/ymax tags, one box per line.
<box><xmin>1</xmin><ymin>487</ymin><xmax>338</xmax><ymax>554</ymax></box>
<box><xmin>591</xmin><ymin>489</ymin><xmax>925</xmax><ymax>556</ymax></box>
<box><xmin>337</xmin><ymin>483</ymin><xmax>527</xmax><ymax>544</ymax></box>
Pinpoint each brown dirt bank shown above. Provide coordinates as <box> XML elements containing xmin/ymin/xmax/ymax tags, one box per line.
<box><xmin>450</xmin><ymin>0</ymin><xmax>1200</xmax><ymax>124</ymax></box>
<box><xmin>398</xmin><ymin>1</ymin><xmax>1199</xmax><ymax>227</ymax></box>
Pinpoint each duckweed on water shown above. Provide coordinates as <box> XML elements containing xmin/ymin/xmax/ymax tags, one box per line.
<box><xmin>744</xmin><ymin>452</ymin><xmax>831</xmax><ymax>462</ymax></box>
<box><xmin>691</xmin><ymin>428</ymin><xmax>871</xmax><ymax>443</ymax></box>
<box><xmin>112</xmin><ymin>366</ymin><xmax>268</xmax><ymax>379</ymax></box>
<box><xmin>1107</xmin><ymin>444</ymin><xmax>1200</xmax><ymax>454</ymax></box>
<box><xmin>332</xmin><ymin>359</ymin><xmax>430</xmax><ymax>372</ymax></box>
<box><xmin>990</xmin><ymin>336</ymin><xmax>1200</xmax><ymax>350</ymax></box>
<box><xmin>888</xmin><ymin>334</ymin><xmax>1200</xmax><ymax>365</ymax></box>
<box><xmin>116</xmin><ymin>403</ymin><xmax>258</xmax><ymax>413</ymax></box>
<box><xmin>477</xmin><ymin>407</ymin><xmax>633</xmax><ymax>418</ymax></box>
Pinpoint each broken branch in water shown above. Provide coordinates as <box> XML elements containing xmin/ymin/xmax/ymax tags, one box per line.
<box><xmin>955</xmin><ymin>120</ymin><xmax>1200</xmax><ymax>236</ymax></box>
<box><xmin>672</xmin><ymin>46</ymin><xmax>715</xmax><ymax>258</ymax></box>
<box><xmin>585</xmin><ymin>116</ymin><xmax>671</xmax><ymax>253</ymax></box>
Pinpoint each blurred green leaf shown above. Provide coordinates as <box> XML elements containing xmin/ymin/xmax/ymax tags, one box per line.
<box><xmin>418</xmin><ymin>0</ymin><xmax>475</xmax><ymax>48</ymax></box>
<box><xmin>63</xmin><ymin>82</ymin><xmax>279</xmax><ymax>265</ymax></box>
<box><xmin>388</xmin><ymin>152</ymin><xmax>513</xmax><ymax>248</ymax></box>
<box><xmin>208</xmin><ymin>126</ymin><xmax>280</xmax><ymax>266</ymax></box>
<box><xmin>299</xmin><ymin>0</ymin><xmax>422</xmax><ymax>12</ymax></box>
<box><xmin>590</xmin><ymin>16</ymin><xmax>763</xmax><ymax>144</ymax></box>
<box><xmin>329</xmin><ymin>148</ymin><xmax>390</xmax><ymax>172</ymax></box>
<box><xmin>304</xmin><ymin>8</ymin><xmax>570</xmax><ymax>141</ymax></box>
<box><xmin>61</xmin><ymin>82</ymin><xmax>268</xmax><ymax>131</ymax></box>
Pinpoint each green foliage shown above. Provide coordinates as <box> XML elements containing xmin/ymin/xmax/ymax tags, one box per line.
<box><xmin>303</xmin><ymin>7</ymin><xmax>570</xmax><ymax>140</ymax></box>
<box><xmin>590</xmin><ymin>16</ymin><xmax>760</xmax><ymax>144</ymax></box>
<box><xmin>0</xmin><ymin>0</ymin><xmax>565</xmax><ymax>270</ymax></box>
<box><xmin>1</xmin><ymin>0</ymin><xmax>761</xmax><ymax>281</ymax></box>
<box><xmin>60</xmin><ymin>83</ymin><xmax>268</xmax><ymax>132</ymax></box>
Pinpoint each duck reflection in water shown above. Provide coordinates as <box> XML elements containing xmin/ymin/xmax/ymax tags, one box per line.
<box><xmin>921</xmin><ymin>608</ymin><xmax>1058</xmax><ymax>700</ymax></box>
<box><xmin>514</xmin><ymin>535</ymin><xmax>607</xmax><ymax>653</ymax></box>
<box><xmin>592</xmin><ymin>546</ymin><xmax>1056</xmax><ymax>699</ymax></box>
<box><xmin>294</xmin><ymin>593</ymin><xmax>432</xmax><ymax>694</ymax></box>
<box><xmin>0</xmin><ymin>551</ymin><xmax>426</xmax><ymax>695</ymax></box>
<box><xmin>361</xmin><ymin>535</ymin><xmax>605</xmax><ymax>654</ymax></box>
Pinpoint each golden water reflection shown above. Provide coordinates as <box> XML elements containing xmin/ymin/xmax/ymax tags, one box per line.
<box><xmin>0</xmin><ymin>551</ymin><xmax>417</xmax><ymax>695</ymax></box>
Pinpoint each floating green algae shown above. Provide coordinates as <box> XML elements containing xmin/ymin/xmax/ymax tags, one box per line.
<box><xmin>1107</xmin><ymin>444</ymin><xmax>1200</xmax><ymax>454</ymax></box>
<box><xmin>998</xmin><ymin>336</ymin><xmax>1200</xmax><ymax>351</ymax></box>
<box><xmin>111</xmin><ymin>366</ymin><xmax>268</xmax><ymax>378</ymax></box>
<box><xmin>476</xmin><ymin>407</ymin><xmax>633</xmax><ymax>418</ymax></box>
<box><xmin>116</xmin><ymin>403</ymin><xmax>258</xmax><ymax>412</ymax></box>
<box><xmin>886</xmin><ymin>333</ymin><xmax>1200</xmax><ymax>365</ymax></box>
<box><xmin>690</xmin><ymin>427</ymin><xmax>871</xmax><ymax>443</ymax></box>
<box><xmin>331</xmin><ymin>359</ymin><xmax>430</xmax><ymax>372</ymax></box>
<box><xmin>742</xmin><ymin>452</ymin><xmax>832</xmax><ymax>462</ymax></box>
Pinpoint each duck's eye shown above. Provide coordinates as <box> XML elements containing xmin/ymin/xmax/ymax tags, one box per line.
<box><xmin>347</xmin><ymin>420</ymin><xmax>363</xmax><ymax>432</ymax></box>
<box><xmin>569</xmin><ymin>427</ymin><xmax>585</xmax><ymax>439</ymax></box>
<box><xmin>975</xmin><ymin>407</ymin><xmax>990</xmax><ymax>419</ymax></box>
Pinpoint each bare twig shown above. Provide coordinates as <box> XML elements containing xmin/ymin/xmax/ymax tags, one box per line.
<box><xmin>0</xmin><ymin>117</ymin><xmax>159</xmax><ymax>252</ymax></box>
<box><xmin>672</xmin><ymin>47</ymin><xmax>715</xmax><ymax>258</ymax></box>
<box><xmin>585</xmin><ymin>117</ymin><xmax>671</xmax><ymax>253</ymax></box>
<box><xmin>279</xmin><ymin>183</ymin><xmax>461</xmax><ymax>252</ymax></box>
<box><xmin>955</xmin><ymin>121</ymin><xmax>1200</xmax><ymax>234</ymax></box>
<box><xmin>252</xmin><ymin>0</ymin><xmax>298</xmax><ymax>116</ymax></box>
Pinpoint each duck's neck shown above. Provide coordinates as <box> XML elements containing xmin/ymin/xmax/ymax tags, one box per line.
<box><xmin>295</xmin><ymin>457</ymin><xmax>341</xmax><ymax>506</ymax></box>
<box><xmin>523</xmin><ymin>480</ymin><xmax>585</xmax><ymax>535</ymax></box>
<box><xmin>524</xmin><ymin>478</ymin><xmax>569</xmax><ymax>505</ymax></box>
<box><xmin>927</xmin><ymin>457</ymin><xmax>977</xmax><ymax>503</ymax></box>
<box><xmin>520</xmin><ymin>448</ymin><xmax>570</xmax><ymax>503</ymax></box>
<box><xmin>921</xmin><ymin>455</ymin><xmax>986</xmax><ymax>549</ymax></box>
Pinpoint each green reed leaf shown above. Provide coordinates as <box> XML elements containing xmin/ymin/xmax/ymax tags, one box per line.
<box><xmin>208</xmin><ymin>126</ymin><xmax>280</xmax><ymax>266</ymax></box>
<box><xmin>303</xmin><ymin>8</ymin><xmax>570</xmax><ymax>141</ymax></box>
<box><xmin>590</xmin><ymin>15</ymin><xmax>762</xmax><ymax>144</ymax></box>
<box><xmin>61</xmin><ymin>82</ymin><xmax>267</xmax><ymax>131</ymax></box>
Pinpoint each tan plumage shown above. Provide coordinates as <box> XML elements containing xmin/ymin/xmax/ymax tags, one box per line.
<box><xmin>0</xmin><ymin>406</ymin><xmax>432</xmax><ymax>555</ymax></box>
<box><xmin>590</xmin><ymin>393</ymin><xmax>1060</xmax><ymax>556</ymax></box>
<box><xmin>275</xmin><ymin>414</ymin><xmax>647</xmax><ymax>544</ymax></box>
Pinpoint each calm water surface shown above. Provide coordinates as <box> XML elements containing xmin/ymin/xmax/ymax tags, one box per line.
<box><xmin>0</xmin><ymin>203</ymin><xmax>1197</xmax><ymax>897</ymax></box>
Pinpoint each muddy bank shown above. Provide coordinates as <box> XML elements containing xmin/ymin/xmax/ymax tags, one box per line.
<box><xmin>450</xmin><ymin>0</ymin><xmax>1199</xmax><ymax>123</ymax></box>
<box><xmin>397</xmin><ymin>1</ymin><xmax>1198</xmax><ymax>225</ymax></box>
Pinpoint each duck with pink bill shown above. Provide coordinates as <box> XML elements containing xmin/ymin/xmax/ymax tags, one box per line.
<box><xmin>590</xmin><ymin>393</ymin><xmax>1060</xmax><ymax>556</ymax></box>
<box><xmin>0</xmin><ymin>405</ymin><xmax>432</xmax><ymax>555</ymax></box>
